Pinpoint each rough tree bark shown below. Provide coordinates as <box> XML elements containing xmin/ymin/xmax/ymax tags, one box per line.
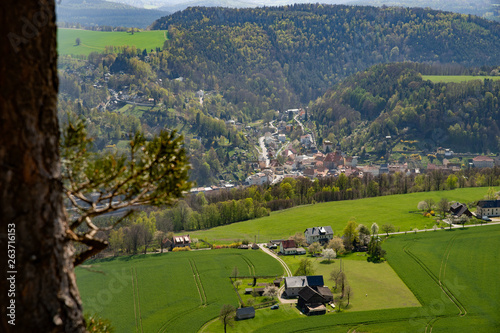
<box><xmin>0</xmin><ymin>1</ymin><xmax>86</xmax><ymax>331</ymax></box>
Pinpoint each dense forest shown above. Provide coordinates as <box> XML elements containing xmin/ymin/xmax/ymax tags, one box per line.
<box><xmin>58</xmin><ymin>48</ymin><xmax>256</xmax><ymax>187</ymax></box>
<box><xmin>151</xmin><ymin>4</ymin><xmax>500</xmax><ymax>120</ymax></box>
<box><xmin>311</xmin><ymin>63</ymin><xmax>500</xmax><ymax>154</ymax></box>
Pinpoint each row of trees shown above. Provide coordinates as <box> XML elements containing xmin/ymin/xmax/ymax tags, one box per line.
<box><xmin>153</xmin><ymin>166</ymin><xmax>500</xmax><ymax>233</ymax></box>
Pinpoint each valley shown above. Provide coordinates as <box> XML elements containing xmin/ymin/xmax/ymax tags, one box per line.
<box><xmin>56</xmin><ymin>4</ymin><xmax>500</xmax><ymax>332</ymax></box>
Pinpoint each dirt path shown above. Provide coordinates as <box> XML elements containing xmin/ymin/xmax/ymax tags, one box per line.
<box><xmin>258</xmin><ymin>244</ymin><xmax>298</xmax><ymax>304</ymax></box>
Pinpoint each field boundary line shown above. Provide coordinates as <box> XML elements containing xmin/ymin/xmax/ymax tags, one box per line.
<box><xmin>189</xmin><ymin>259</ymin><xmax>207</xmax><ymax>305</ymax></box>
<box><xmin>287</xmin><ymin>317</ymin><xmax>426</xmax><ymax>333</ymax></box>
<box><xmin>131</xmin><ymin>267</ymin><xmax>139</xmax><ymax>333</ymax></box>
<box><xmin>192</xmin><ymin>259</ymin><xmax>208</xmax><ymax>305</ymax></box>
<box><xmin>240</xmin><ymin>255</ymin><xmax>256</xmax><ymax>276</ymax></box>
<box><xmin>134</xmin><ymin>267</ymin><xmax>144</xmax><ymax>333</ymax></box>
<box><xmin>438</xmin><ymin>234</ymin><xmax>458</xmax><ymax>286</ymax></box>
<box><xmin>425</xmin><ymin>316</ymin><xmax>439</xmax><ymax>333</ymax></box>
<box><xmin>403</xmin><ymin>243</ymin><xmax>466</xmax><ymax>317</ymax></box>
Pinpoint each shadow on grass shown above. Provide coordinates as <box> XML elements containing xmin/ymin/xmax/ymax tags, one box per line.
<box><xmin>319</xmin><ymin>260</ymin><xmax>335</xmax><ymax>265</ymax></box>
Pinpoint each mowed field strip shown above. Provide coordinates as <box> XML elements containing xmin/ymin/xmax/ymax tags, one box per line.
<box><xmin>422</xmin><ymin>75</ymin><xmax>500</xmax><ymax>83</ymax></box>
<box><xmin>76</xmin><ymin>250</ymin><xmax>283</xmax><ymax>332</ymax></box>
<box><xmin>57</xmin><ymin>28</ymin><xmax>167</xmax><ymax>56</ymax></box>
<box><xmin>187</xmin><ymin>187</ymin><xmax>497</xmax><ymax>244</ymax></box>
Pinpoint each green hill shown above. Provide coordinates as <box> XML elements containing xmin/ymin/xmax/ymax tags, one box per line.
<box><xmin>150</xmin><ymin>4</ymin><xmax>500</xmax><ymax>117</ymax></box>
<box><xmin>186</xmin><ymin>187</ymin><xmax>495</xmax><ymax>244</ymax></box>
<box><xmin>311</xmin><ymin>62</ymin><xmax>500</xmax><ymax>154</ymax></box>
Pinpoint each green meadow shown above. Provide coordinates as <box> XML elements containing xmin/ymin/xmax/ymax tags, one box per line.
<box><xmin>225</xmin><ymin>225</ymin><xmax>500</xmax><ymax>333</ymax></box>
<box><xmin>57</xmin><ymin>28</ymin><xmax>167</xmax><ymax>56</ymax></box>
<box><xmin>76</xmin><ymin>250</ymin><xmax>283</xmax><ymax>332</ymax></box>
<box><xmin>423</xmin><ymin>75</ymin><xmax>500</xmax><ymax>83</ymax></box>
<box><xmin>203</xmin><ymin>252</ymin><xmax>420</xmax><ymax>332</ymax></box>
<box><xmin>188</xmin><ymin>187</ymin><xmax>496</xmax><ymax>244</ymax></box>
<box><xmin>77</xmin><ymin>205</ymin><xmax>500</xmax><ymax>332</ymax></box>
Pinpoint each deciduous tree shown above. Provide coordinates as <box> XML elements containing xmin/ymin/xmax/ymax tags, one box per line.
<box><xmin>327</xmin><ymin>236</ymin><xmax>345</xmax><ymax>254</ymax></box>
<box><xmin>322</xmin><ymin>248</ymin><xmax>336</xmax><ymax>263</ymax></box>
<box><xmin>295</xmin><ymin>258</ymin><xmax>314</xmax><ymax>276</ymax></box>
<box><xmin>343</xmin><ymin>220</ymin><xmax>359</xmax><ymax>252</ymax></box>
<box><xmin>381</xmin><ymin>224</ymin><xmax>395</xmax><ymax>236</ymax></box>
<box><xmin>308</xmin><ymin>242</ymin><xmax>322</xmax><ymax>255</ymax></box>
<box><xmin>219</xmin><ymin>304</ymin><xmax>236</xmax><ymax>333</ymax></box>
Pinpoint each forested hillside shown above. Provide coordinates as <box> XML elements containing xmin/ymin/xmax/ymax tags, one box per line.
<box><xmin>311</xmin><ymin>63</ymin><xmax>500</xmax><ymax>154</ymax></box>
<box><xmin>56</xmin><ymin>0</ymin><xmax>167</xmax><ymax>28</ymax></box>
<box><xmin>151</xmin><ymin>4</ymin><xmax>500</xmax><ymax>120</ymax></box>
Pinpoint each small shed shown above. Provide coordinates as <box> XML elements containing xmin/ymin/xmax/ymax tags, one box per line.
<box><xmin>251</xmin><ymin>243</ymin><xmax>260</xmax><ymax>250</ymax></box>
<box><xmin>244</xmin><ymin>288</ymin><xmax>253</xmax><ymax>294</ymax></box>
<box><xmin>305</xmin><ymin>303</ymin><xmax>326</xmax><ymax>316</ymax></box>
<box><xmin>253</xmin><ymin>288</ymin><xmax>265</xmax><ymax>296</ymax></box>
<box><xmin>236</xmin><ymin>307</ymin><xmax>255</xmax><ymax>320</ymax></box>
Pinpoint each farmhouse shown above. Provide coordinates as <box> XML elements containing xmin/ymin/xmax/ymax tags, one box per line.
<box><xmin>173</xmin><ymin>235</ymin><xmax>191</xmax><ymax>248</ymax></box>
<box><xmin>279</xmin><ymin>239</ymin><xmax>297</xmax><ymax>255</ymax></box>
<box><xmin>283</xmin><ymin>275</ymin><xmax>324</xmax><ymax>297</ymax></box>
<box><xmin>236</xmin><ymin>307</ymin><xmax>255</xmax><ymax>320</ymax></box>
<box><xmin>449</xmin><ymin>202</ymin><xmax>473</xmax><ymax>218</ymax></box>
<box><xmin>297</xmin><ymin>286</ymin><xmax>329</xmax><ymax>315</ymax></box>
<box><xmin>304</xmin><ymin>226</ymin><xmax>334</xmax><ymax>245</ymax></box>
<box><xmin>476</xmin><ymin>200</ymin><xmax>500</xmax><ymax>217</ymax></box>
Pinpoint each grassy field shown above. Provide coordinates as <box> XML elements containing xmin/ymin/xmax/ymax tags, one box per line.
<box><xmin>78</xmin><ymin>223</ymin><xmax>500</xmax><ymax>332</ymax></box>
<box><xmin>282</xmin><ymin>253</ymin><xmax>420</xmax><ymax>312</ymax></box>
<box><xmin>422</xmin><ymin>75</ymin><xmax>500</xmax><ymax>83</ymax></box>
<box><xmin>384</xmin><ymin>224</ymin><xmax>500</xmax><ymax>332</ymax></box>
<box><xmin>204</xmin><ymin>251</ymin><xmax>420</xmax><ymax>332</ymax></box>
<box><xmin>219</xmin><ymin>225</ymin><xmax>500</xmax><ymax>333</ymax></box>
<box><xmin>188</xmin><ymin>187</ymin><xmax>496</xmax><ymax>244</ymax></box>
<box><xmin>57</xmin><ymin>28</ymin><xmax>167</xmax><ymax>56</ymax></box>
<box><xmin>76</xmin><ymin>249</ymin><xmax>283</xmax><ymax>332</ymax></box>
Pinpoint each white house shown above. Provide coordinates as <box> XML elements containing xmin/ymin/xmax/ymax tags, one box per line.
<box><xmin>245</xmin><ymin>173</ymin><xmax>271</xmax><ymax>186</ymax></box>
<box><xmin>300</xmin><ymin>134</ymin><xmax>313</xmax><ymax>146</ymax></box>
<box><xmin>476</xmin><ymin>200</ymin><xmax>500</xmax><ymax>217</ymax></box>
<box><xmin>304</xmin><ymin>226</ymin><xmax>334</xmax><ymax>245</ymax></box>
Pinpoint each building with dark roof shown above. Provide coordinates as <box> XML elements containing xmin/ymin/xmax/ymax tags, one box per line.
<box><xmin>315</xmin><ymin>286</ymin><xmax>334</xmax><ymax>303</ymax></box>
<box><xmin>449</xmin><ymin>202</ymin><xmax>473</xmax><ymax>218</ymax></box>
<box><xmin>304</xmin><ymin>226</ymin><xmax>334</xmax><ymax>245</ymax></box>
<box><xmin>297</xmin><ymin>286</ymin><xmax>328</xmax><ymax>315</ymax></box>
<box><xmin>236</xmin><ymin>307</ymin><xmax>255</xmax><ymax>320</ymax></box>
<box><xmin>476</xmin><ymin>200</ymin><xmax>500</xmax><ymax>217</ymax></box>
<box><xmin>284</xmin><ymin>275</ymin><xmax>324</xmax><ymax>297</ymax></box>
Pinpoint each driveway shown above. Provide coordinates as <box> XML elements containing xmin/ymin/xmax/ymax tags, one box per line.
<box><xmin>258</xmin><ymin>244</ymin><xmax>297</xmax><ymax>304</ymax></box>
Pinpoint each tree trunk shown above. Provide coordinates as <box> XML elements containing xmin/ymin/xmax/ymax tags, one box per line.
<box><xmin>0</xmin><ymin>1</ymin><xmax>85</xmax><ymax>331</ymax></box>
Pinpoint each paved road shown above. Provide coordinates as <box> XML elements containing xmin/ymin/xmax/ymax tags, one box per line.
<box><xmin>257</xmin><ymin>136</ymin><xmax>269</xmax><ymax>168</ymax></box>
<box><xmin>383</xmin><ymin>220</ymin><xmax>500</xmax><ymax>236</ymax></box>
